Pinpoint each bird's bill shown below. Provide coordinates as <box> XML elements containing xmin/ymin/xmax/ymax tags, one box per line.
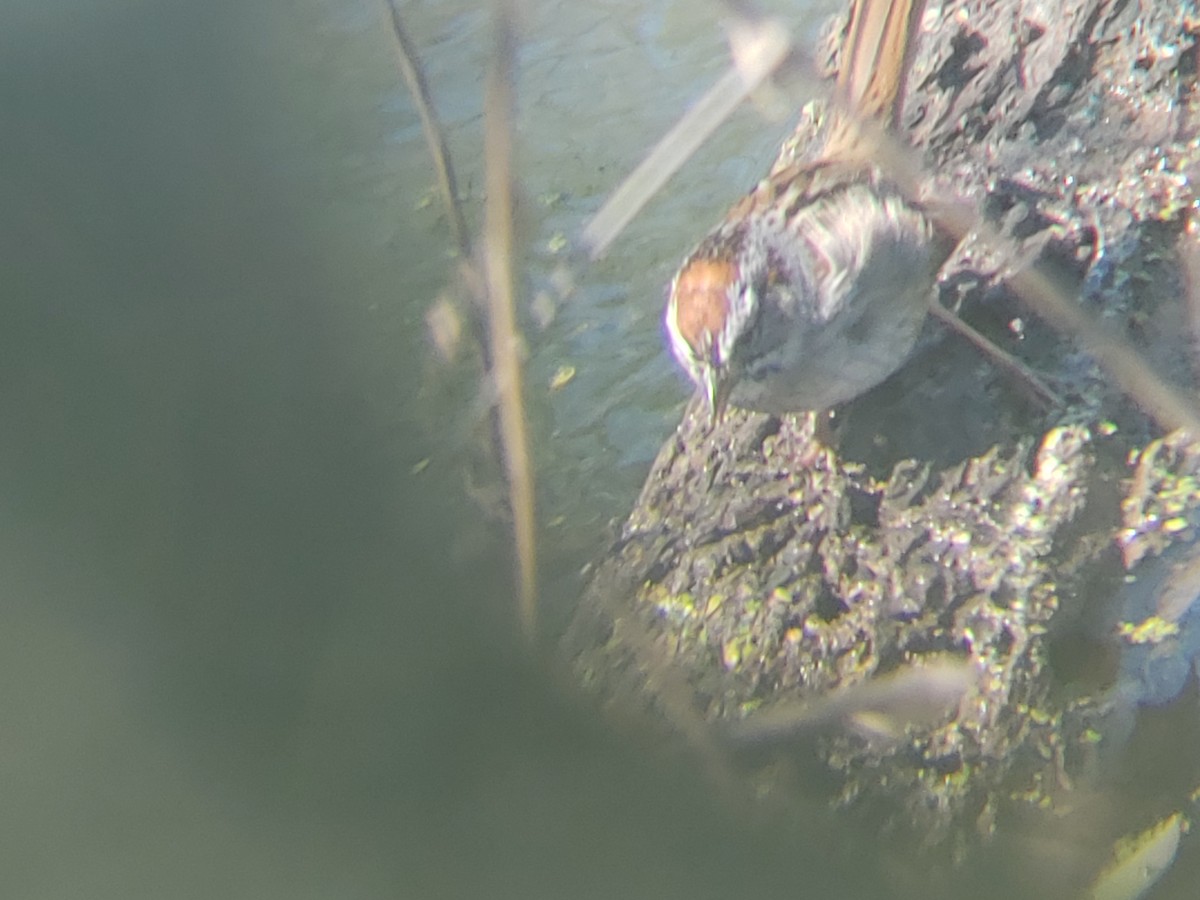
<box><xmin>704</xmin><ymin>368</ymin><xmax>732</xmax><ymax>424</ymax></box>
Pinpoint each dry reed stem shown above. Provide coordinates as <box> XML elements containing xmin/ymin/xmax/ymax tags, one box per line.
<box><xmin>1178</xmin><ymin>214</ymin><xmax>1200</xmax><ymax>388</ymax></box>
<box><xmin>383</xmin><ymin>0</ymin><xmax>539</xmax><ymax>639</ymax></box>
<box><xmin>382</xmin><ymin>0</ymin><xmax>471</xmax><ymax>258</ymax></box>
<box><xmin>483</xmin><ymin>1</ymin><xmax>539</xmax><ymax>642</ymax></box>
<box><xmin>728</xmin><ymin>659</ymin><xmax>974</xmax><ymax>748</ymax></box>
<box><xmin>581</xmin><ymin>14</ymin><xmax>794</xmax><ymax>259</ymax></box>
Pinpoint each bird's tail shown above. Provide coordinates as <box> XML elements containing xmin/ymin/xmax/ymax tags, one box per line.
<box><xmin>823</xmin><ymin>0</ymin><xmax>926</xmax><ymax>160</ymax></box>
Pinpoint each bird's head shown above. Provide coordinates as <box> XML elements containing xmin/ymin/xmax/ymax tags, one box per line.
<box><xmin>665</xmin><ymin>255</ymin><xmax>744</xmax><ymax>421</ymax></box>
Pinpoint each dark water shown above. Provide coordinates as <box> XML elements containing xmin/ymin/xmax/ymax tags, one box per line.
<box><xmin>5</xmin><ymin>1</ymin><xmax>1199</xmax><ymax>898</ymax></box>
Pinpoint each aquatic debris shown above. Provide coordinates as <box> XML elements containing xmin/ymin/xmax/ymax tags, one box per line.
<box><xmin>1088</xmin><ymin>812</ymin><xmax>1186</xmax><ymax>900</ymax></box>
<box><xmin>1117</xmin><ymin>616</ymin><xmax>1180</xmax><ymax>645</ymax></box>
<box><xmin>549</xmin><ymin>364</ymin><xmax>576</xmax><ymax>392</ymax></box>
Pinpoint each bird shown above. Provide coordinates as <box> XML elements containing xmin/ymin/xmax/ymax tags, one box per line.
<box><xmin>664</xmin><ymin>0</ymin><xmax>940</xmax><ymax>421</ymax></box>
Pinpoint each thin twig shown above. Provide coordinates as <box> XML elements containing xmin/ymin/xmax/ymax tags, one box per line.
<box><xmin>483</xmin><ymin>0</ymin><xmax>539</xmax><ymax>641</ymax></box>
<box><xmin>915</xmin><ymin>182</ymin><xmax>1200</xmax><ymax>436</ymax></box>
<box><xmin>928</xmin><ymin>301</ymin><xmax>1063</xmax><ymax>410</ymax></box>
<box><xmin>1010</xmin><ymin>258</ymin><xmax>1200</xmax><ymax>436</ymax></box>
<box><xmin>382</xmin><ymin>0</ymin><xmax>471</xmax><ymax>258</ymax></box>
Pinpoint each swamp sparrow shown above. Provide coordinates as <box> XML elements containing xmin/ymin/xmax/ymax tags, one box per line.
<box><xmin>665</xmin><ymin>0</ymin><xmax>938</xmax><ymax>419</ymax></box>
